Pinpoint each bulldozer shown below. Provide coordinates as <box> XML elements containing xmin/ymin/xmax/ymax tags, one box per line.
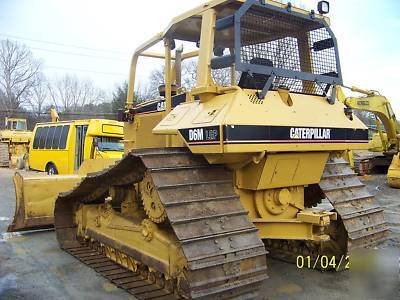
<box><xmin>0</xmin><ymin>109</ymin><xmax>58</xmax><ymax>168</ymax></box>
<box><xmin>337</xmin><ymin>86</ymin><xmax>400</xmax><ymax>187</ymax></box>
<box><xmin>9</xmin><ymin>0</ymin><xmax>389</xmax><ymax>298</ymax></box>
<box><xmin>0</xmin><ymin>117</ymin><xmax>32</xmax><ymax>167</ymax></box>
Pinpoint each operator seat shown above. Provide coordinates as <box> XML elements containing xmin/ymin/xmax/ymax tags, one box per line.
<box><xmin>238</xmin><ymin>58</ymin><xmax>273</xmax><ymax>90</ymax></box>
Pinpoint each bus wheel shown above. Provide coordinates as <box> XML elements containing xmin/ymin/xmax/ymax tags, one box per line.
<box><xmin>47</xmin><ymin>164</ymin><xmax>58</xmax><ymax>175</ymax></box>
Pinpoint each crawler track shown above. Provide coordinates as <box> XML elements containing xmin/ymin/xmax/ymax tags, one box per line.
<box><xmin>266</xmin><ymin>156</ymin><xmax>389</xmax><ymax>266</ymax></box>
<box><xmin>320</xmin><ymin>156</ymin><xmax>388</xmax><ymax>250</ymax></box>
<box><xmin>55</xmin><ymin>148</ymin><xmax>268</xmax><ymax>299</ymax></box>
<box><xmin>65</xmin><ymin>244</ymin><xmax>182</xmax><ymax>299</ymax></box>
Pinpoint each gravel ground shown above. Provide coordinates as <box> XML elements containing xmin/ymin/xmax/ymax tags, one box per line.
<box><xmin>0</xmin><ymin>168</ymin><xmax>398</xmax><ymax>299</ymax></box>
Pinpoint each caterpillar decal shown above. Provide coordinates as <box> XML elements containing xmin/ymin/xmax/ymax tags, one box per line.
<box><xmin>179</xmin><ymin>125</ymin><xmax>368</xmax><ymax>145</ymax></box>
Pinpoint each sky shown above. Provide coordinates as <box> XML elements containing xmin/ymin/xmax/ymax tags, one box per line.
<box><xmin>0</xmin><ymin>0</ymin><xmax>399</xmax><ymax>114</ymax></box>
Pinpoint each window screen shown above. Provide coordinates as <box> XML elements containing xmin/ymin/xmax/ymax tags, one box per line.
<box><xmin>235</xmin><ymin>2</ymin><xmax>341</xmax><ymax>95</ymax></box>
<box><xmin>59</xmin><ymin>125</ymin><xmax>70</xmax><ymax>149</ymax></box>
<box><xmin>33</xmin><ymin>127</ymin><xmax>43</xmax><ymax>149</ymax></box>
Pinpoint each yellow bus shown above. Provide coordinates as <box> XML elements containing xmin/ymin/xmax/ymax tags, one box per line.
<box><xmin>28</xmin><ymin>119</ymin><xmax>124</xmax><ymax>175</ymax></box>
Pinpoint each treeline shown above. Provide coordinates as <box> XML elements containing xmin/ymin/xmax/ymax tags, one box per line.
<box><xmin>0</xmin><ymin>38</ymin><xmax>380</xmax><ymax>130</ymax></box>
<box><xmin>0</xmin><ymin>39</ymin><xmax>130</xmax><ymax>117</ymax></box>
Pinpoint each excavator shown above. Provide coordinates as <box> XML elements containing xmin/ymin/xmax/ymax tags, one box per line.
<box><xmin>8</xmin><ymin>0</ymin><xmax>389</xmax><ymax>298</ymax></box>
<box><xmin>337</xmin><ymin>86</ymin><xmax>400</xmax><ymax>188</ymax></box>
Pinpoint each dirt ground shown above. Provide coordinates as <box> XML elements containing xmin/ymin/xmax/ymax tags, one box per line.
<box><xmin>0</xmin><ymin>168</ymin><xmax>398</xmax><ymax>300</ymax></box>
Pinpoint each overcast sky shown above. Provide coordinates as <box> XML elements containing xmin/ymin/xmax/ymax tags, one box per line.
<box><xmin>0</xmin><ymin>0</ymin><xmax>399</xmax><ymax>114</ymax></box>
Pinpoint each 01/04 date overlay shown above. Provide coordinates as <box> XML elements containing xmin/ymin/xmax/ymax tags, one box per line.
<box><xmin>296</xmin><ymin>255</ymin><xmax>350</xmax><ymax>270</ymax></box>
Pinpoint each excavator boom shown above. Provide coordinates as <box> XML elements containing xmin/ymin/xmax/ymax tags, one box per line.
<box><xmin>338</xmin><ymin>85</ymin><xmax>400</xmax><ymax>187</ymax></box>
<box><xmin>342</xmin><ymin>86</ymin><xmax>399</xmax><ymax>152</ymax></box>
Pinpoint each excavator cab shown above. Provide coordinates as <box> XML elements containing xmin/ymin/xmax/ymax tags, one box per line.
<box><xmin>5</xmin><ymin>117</ymin><xmax>28</xmax><ymax>131</ymax></box>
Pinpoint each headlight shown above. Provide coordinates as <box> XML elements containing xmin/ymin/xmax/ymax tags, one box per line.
<box><xmin>317</xmin><ymin>1</ymin><xmax>330</xmax><ymax>14</ymax></box>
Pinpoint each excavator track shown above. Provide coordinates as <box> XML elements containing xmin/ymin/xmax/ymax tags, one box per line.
<box><xmin>266</xmin><ymin>156</ymin><xmax>389</xmax><ymax>267</ymax></box>
<box><xmin>55</xmin><ymin>148</ymin><xmax>268</xmax><ymax>299</ymax></box>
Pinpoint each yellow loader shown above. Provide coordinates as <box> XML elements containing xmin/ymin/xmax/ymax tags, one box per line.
<box><xmin>10</xmin><ymin>0</ymin><xmax>389</xmax><ymax>298</ymax></box>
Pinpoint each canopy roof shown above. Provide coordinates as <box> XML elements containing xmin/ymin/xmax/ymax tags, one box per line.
<box><xmin>162</xmin><ymin>0</ymin><xmax>329</xmax><ymax>44</ymax></box>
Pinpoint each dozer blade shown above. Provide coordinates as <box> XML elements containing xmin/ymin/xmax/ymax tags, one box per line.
<box><xmin>388</xmin><ymin>153</ymin><xmax>400</xmax><ymax>188</ymax></box>
<box><xmin>8</xmin><ymin>172</ymin><xmax>81</xmax><ymax>232</ymax></box>
<box><xmin>8</xmin><ymin>159</ymin><xmax>120</xmax><ymax>232</ymax></box>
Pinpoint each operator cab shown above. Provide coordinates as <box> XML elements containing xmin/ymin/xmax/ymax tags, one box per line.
<box><xmin>208</xmin><ymin>0</ymin><xmax>342</xmax><ymax>99</ymax></box>
<box><xmin>5</xmin><ymin>118</ymin><xmax>28</xmax><ymax>131</ymax></box>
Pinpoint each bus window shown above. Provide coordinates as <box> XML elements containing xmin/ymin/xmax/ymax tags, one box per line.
<box><xmin>95</xmin><ymin>137</ymin><xmax>124</xmax><ymax>152</ymax></box>
<box><xmin>46</xmin><ymin>127</ymin><xmax>56</xmax><ymax>149</ymax></box>
<box><xmin>52</xmin><ymin>126</ymin><xmax>63</xmax><ymax>149</ymax></box>
<box><xmin>39</xmin><ymin>127</ymin><xmax>49</xmax><ymax>149</ymax></box>
<box><xmin>33</xmin><ymin>127</ymin><xmax>43</xmax><ymax>149</ymax></box>
<box><xmin>59</xmin><ymin>125</ymin><xmax>70</xmax><ymax>149</ymax></box>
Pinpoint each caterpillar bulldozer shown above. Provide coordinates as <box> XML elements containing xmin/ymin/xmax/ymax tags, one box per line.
<box><xmin>337</xmin><ymin>86</ymin><xmax>400</xmax><ymax>187</ymax></box>
<box><xmin>9</xmin><ymin>0</ymin><xmax>389</xmax><ymax>298</ymax></box>
<box><xmin>0</xmin><ymin>117</ymin><xmax>32</xmax><ymax>167</ymax></box>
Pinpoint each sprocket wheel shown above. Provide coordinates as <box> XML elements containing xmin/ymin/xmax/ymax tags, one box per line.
<box><xmin>139</xmin><ymin>171</ymin><xmax>167</xmax><ymax>223</ymax></box>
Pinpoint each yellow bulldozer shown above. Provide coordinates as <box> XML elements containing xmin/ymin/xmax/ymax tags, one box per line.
<box><xmin>337</xmin><ymin>86</ymin><xmax>400</xmax><ymax>188</ymax></box>
<box><xmin>0</xmin><ymin>117</ymin><xmax>32</xmax><ymax>167</ymax></box>
<box><xmin>0</xmin><ymin>109</ymin><xmax>59</xmax><ymax>168</ymax></box>
<box><xmin>9</xmin><ymin>0</ymin><xmax>389</xmax><ymax>298</ymax></box>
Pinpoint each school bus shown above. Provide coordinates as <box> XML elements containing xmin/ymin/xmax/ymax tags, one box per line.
<box><xmin>28</xmin><ymin>119</ymin><xmax>124</xmax><ymax>174</ymax></box>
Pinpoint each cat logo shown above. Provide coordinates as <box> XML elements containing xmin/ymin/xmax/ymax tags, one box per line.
<box><xmin>291</xmin><ymin>131</ymin><xmax>300</xmax><ymax>139</ymax></box>
<box><xmin>290</xmin><ymin>127</ymin><xmax>331</xmax><ymax>140</ymax></box>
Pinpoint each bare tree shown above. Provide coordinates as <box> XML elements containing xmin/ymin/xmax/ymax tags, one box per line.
<box><xmin>48</xmin><ymin>74</ymin><xmax>105</xmax><ymax>112</ymax></box>
<box><xmin>26</xmin><ymin>74</ymin><xmax>49</xmax><ymax>117</ymax></box>
<box><xmin>181</xmin><ymin>60</ymin><xmax>236</xmax><ymax>88</ymax></box>
<box><xmin>182</xmin><ymin>60</ymin><xmax>197</xmax><ymax>89</ymax></box>
<box><xmin>146</xmin><ymin>59</ymin><xmax>235</xmax><ymax>98</ymax></box>
<box><xmin>0</xmin><ymin>39</ymin><xmax>41</xmax><ymax>111</ymax></box>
